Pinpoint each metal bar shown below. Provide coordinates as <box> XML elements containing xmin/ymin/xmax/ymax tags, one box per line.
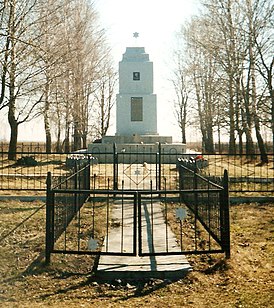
<box><xmin>164</xmin><ymin>179</ymin><xmax>169</xmax><ymax>252</ymax></box>
<box><xmin>133</xmin><ymin>191</ymin><xmax>138</xmax><ymax>256</ymax></box>
<box><xmin>138</xmin><ymin>192</ymin><xmax>142</xmax><ymax>255</ymax></box>
<box><xmin>45</xmin><ymin>172</ymin><xmax>52</xmax><ymax>264</ymax></box>
<box><xmin>208</xmin><ymin>178</ymin><xmax>211</xmax><ymax>250</ymax></box>
<box><xmin>158</xmin><ymin>142</ymin><xmax>162</xmax><ymax>191</ymax></box>
<box><xmin>139</xmin><ymin>249</ymin><xmax>225</xmax><ymax>257</ymax></box>
<box><xmin>194</xmin><ymin>171</ymin><xmax>198</xmax><ymax>251</ymax></box>
<box><xmin>106</xmin><ymin>179</ymin><xmax>110</xmax><ymax>252</ymax></box>
<box><xmin>150</xmin><ymin>181</ymin><xmax>154</xmax><ymax>249</ymax></box>
<box><xmin>51</xmin><ymin>250</ymin><xmax>136</xmax><ymax>256</ymax></box>
<box><xmin>121</xmin><ymin>181</ymin><xmax>124</xmax><ymax>253</ymax></box>
<box><xmin>222</xmin><ymin>169</ymin><xmax>231</xmax><ymax>258</ymax></box>
<box><xmin>77</xmin><ymin>195</ymin><xmax>81</xmax><ymax>252</ymax></box>
<box><xmin>113</xmin><ymin>143</ymin><xmax>118</xmax><ymax>190</ymax></box>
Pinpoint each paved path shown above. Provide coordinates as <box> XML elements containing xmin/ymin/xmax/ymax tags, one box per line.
<box><xmin>96</xmin><ymin>199</ymin><xmax>191</xmax><ymax>279</ymax></box>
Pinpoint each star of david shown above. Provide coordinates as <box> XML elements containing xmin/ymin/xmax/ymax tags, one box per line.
<box><xmin>176</xmin><ymin>208</ymin><xmax>187</xmax><ymax>221</ymax></box>
<box><xmin>134</xmin><ymin>169</ymin><xmax>141</xmax><ymax>175</ymax></box>
<box><xmin>88</xmin><ymin>237</ymin><xmax>98</xmax><ymax>251</ymax></box>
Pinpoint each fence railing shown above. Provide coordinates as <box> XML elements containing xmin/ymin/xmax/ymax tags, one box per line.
<box><xmin>45</xmin><ymin>160</ymin><xmax>90</xmax><ymax>263</ymax></box>
<box><xmin>178</xmin><ymin>153</ymin><xmax>274</xmax><ymax>195</ymax></box>
<box><xmin>0</xmin><ymin>148</ymin><xmax>273</xmax><ymax>196</ymax></box>
<box><xmin>45</xmin><ymin>176</ymin><xmax>230</xmax><ymax>262</ymax></box>
<box><xmin>178</xmin><ymin>163</ymin><xmax>230</xmax><ymax>257</ymax></box>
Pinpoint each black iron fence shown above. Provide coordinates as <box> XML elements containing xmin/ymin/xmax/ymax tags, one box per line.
<box><xmin>178</xmin><ymin>163</ymin><xmax>230</xmax><ymax>257</ymax></box>
<box><xmin>45</xmin><ymin>160</ymin><xmax>90</xmax><ymax>263</ymax></box>
<box><xmin>45</xmin><ymin>190</ymin><xmax>138</xmax><ymax>263</ymax></box>
<box><xmin>177</xmin><ymin>153</ymin><xmax>274</xmax><ymax>196</ymax></box>
<box><xmin>45</xmin><ymin>183</ymin><xmax>230</xmax><ymax>262</ymax></box>
<box><xmin>0</xmin><ymin>146</ymin><xmax>273</xmax><ymax>196</ymax></box>
<box><xmin>0</xmin><ymin>150</ymin><xmax>96</xmax><ymax>192</ymax></box>
<box><xmin>42</xmin><ymin>144</ymin><xmax>231</xmax><ymax>263</ymax></box>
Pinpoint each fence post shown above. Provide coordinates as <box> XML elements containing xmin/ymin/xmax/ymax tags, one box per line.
<box><xmin>87</xmin><ymin>155</ymin><xmax>91</xmax><ymax>191</ymax></box>
<box><xmin>45</xmin><ymin>171</ymin><xmax>54</xmax><ymax>264</ymax></box>
<box><xmin>158</xmin><ymin>142</ymin><xmax>161</xmax><ymax>191</ymax></box>
<box><xmin>113</xmin><ymin>143</ymin><xmax>118</xmax><ymax>190</ymax></box>
<box><xmin>179</xmin><ymin>163</ymin><xmax>183</xmax><ymax>190</ymax></box>
<box><xmin>74</xmin><ymin>160</ymin><xmax>78</xmax><ymax>213</ymax></box>
<box><xmin>222</xmin><ymin>169</ymin><xmax>230</xmax><ymax>258</ymax></box>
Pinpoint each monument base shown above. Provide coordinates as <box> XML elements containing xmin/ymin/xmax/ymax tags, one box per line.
<box><xmin>101</xmin><ymin>134</ymin><xmax>172</xmax><ymax>144</ymax></box>
<box><xmin>88</xmin><ymin>135</ymin><xmax>186</xmax><ymax>164</ymax></box>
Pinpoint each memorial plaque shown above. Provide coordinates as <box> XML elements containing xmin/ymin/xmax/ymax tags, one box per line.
<box><xmin>131</xmin><ymin>97</ymin><xmax>143</xmax><ymax>121</ymax></box>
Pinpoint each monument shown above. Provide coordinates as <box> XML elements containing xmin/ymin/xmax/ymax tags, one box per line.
<box><xmin>88</xmin><ymin>33</ymin><xmax>186</xmax><ymax>161</ymax></box>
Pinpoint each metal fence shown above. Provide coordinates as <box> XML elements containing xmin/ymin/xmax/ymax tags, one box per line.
<box><xmin>0</xmin><ymin>146</ymin><xmax>273</xmax><ymax>196</ymax></box>
<box><xmin>178</xmin><ymin>153</ymin><xmax>274</xmax><ymax>196</ymax></box>
<box><xmin>42</xmin><ymin>145</ymin><xmax>231</xmax><ymax>263</ymax></box>
<box><xmin>0</xmin><ymin>150</ymin><xmax>97</xmax><ymax>192</ymax></box>
<box><xmin>178</xmin><ymin>163</ymin><xmax>230</xmax><ymax>257</ymax></box>
<box><xmin>45</xmin><ymin>187</ymin><xmax>230</xmax><ymax>263</ymax></box>
<box><xmin>45</xmin><ymin>159</ymin><xmax>90</xmax><ymax>263</ymax></box>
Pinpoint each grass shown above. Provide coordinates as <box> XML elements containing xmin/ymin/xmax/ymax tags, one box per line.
<box><xmin>0</xmin><ymin>154</ymin><xmax>273</xmax><ymax>195</ymax></box>
<box><xmin>0</xmin><ymin>200</ymin><xmax>273</xmax><ymax>307</ymax></box>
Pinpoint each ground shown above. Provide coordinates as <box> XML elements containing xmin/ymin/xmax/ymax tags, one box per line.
<box><xmin>0</xmin><ymin>200</ymin><xmax>273</xmax><ymax>307</ymax></box>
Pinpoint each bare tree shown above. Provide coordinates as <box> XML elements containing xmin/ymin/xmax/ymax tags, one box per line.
<box><xmin>178</xmin><ymin>17</ymin><xmax>224</xmax><ymax>153</ymax></box>
<box><xmin>91</xmin><ymin>62</ymin><xmax>117</xmax><ymax>139</ymax></box>
<box><xmin>171</xmin><ymin>49</ymin><xmax>190</xmax><ymax>144</ymax></box>
<box><xmin>174</xmin><ymin>0</ymin><xmax>273</xmax><ymax>157</ymax></box>
<box><xmin>1</xmin><ymin>0</ymin><xmax>45</xmax><ymax>159</ymax></box>
<box><xmin>246</xmin><ymin>0</ymin><xmax>273</xmax><ymax>161</ymax></box>
<box><xmin>37</xmin><ymin>0</ymin><xmax>113</xmax><ymax>151</ymax></box>
<box><xmin>36</xmin><ymin>0</ymin><xmax>67</xmax><ymax>153</ymax></box>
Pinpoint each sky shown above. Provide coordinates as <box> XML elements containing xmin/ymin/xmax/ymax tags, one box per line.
<box><xmin>94</xmin><ymin>0</ymin><xmax>201</xmax><ymax>142</ymax></box>
<box><xmin>1</xmin><ymin>0</ymin><xmax>201</xmax><ymax>142</ymax></box>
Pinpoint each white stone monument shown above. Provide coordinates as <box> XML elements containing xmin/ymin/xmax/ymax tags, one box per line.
<box><xmin>116</xmin><ymin>45</ymin><xmax>157</xmax><ymax>136</ymax></box>
<box><xmin>88</xmin><ymin>33</ymin><xmax>186</xmax><ymax>160</ymax></box>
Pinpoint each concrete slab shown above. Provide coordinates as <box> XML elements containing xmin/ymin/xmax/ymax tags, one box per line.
<box><xmin>96</xmin><ymin>200</ymin><xmax>192</xmax><ymax>280</ymax></box>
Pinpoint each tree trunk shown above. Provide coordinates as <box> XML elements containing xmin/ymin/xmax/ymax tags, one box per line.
<box><xmin>44</xmin><ymin>83</ymin><xmax>52</xmax><ymax>153</ymax></box>
<box><xmin>45</xmin><ymin>127</ymin><xmax>52</xmax><ymax>153</ymax></box>
<box><xmin>181</xmin><ymin>128</ymin><xmax>186</xmax><ymax>144</ymax></box>
<box><xmin>82</xmin><ymin>132</ymin><xmax>87</xmax><ymax>149</ymax></box>
<box><xmin>228</xmin><ymin>86</ymin><xmax>236</xmax><ymax>154</ymax></box>
<box><xmin>7</xmin><ymin>1</ymin><xmax>17</xmax><ymax>161</ymax></box>
<box><xmin>8</xmin><ymin>64</ymin><xmax>18</xmax><ymax>160</ymax></box>
<box><xmin>238</xmin><ymin>132</ymin><xmax>243</xmax><ymax>155</ymax></box>
<box><xmin>8</xmin><ymin>110</ymin><xmax>18</xmax><ymax>160</ymax></box>
<box><xmin>64</xmin><ymin>125</ymin><xmax>70</xmax><ymax>153</ymax></box>
<box><xmin>73</xmin><ymin>121</ymin><xmax>82</xmax><ymax>151</ymax></box>
<box><xmin>245</xmin><ymin>128</ymin><xmax>255</xmax><ymax>158</ymax></box>
<box><xmin>55</xmin><ymin>118</ymin><xmax>62</xmax><ymax>152</ymax></box>
<box><xmin>217</xmin><ymin>124</ymin><xmax>221</xmax><ymax>153</ymax></box>
<box><xmin>254</xmin><ymin>116</ymin><xmax>268</xmax><ymax>163</ymax></box>
<box><xmin>206</xmin><ymin>123</ymin><xmax>215</xmax><ymax>153</ymax></box>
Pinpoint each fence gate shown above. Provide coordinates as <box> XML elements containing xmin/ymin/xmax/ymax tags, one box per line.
<box><xmin>46</xmin><ymin>178</ymin><xmax>230</xmax><ymax>263</ymax></box>
<box><xmin>91</xmin><ymin>143</ymin><xmax>182</xmax><ymax>191</ymax></box>
<box><xmin>137</xmin><ymin>187</ymin><xmax>230</xmax><ymax>258</ymax></box>
<box><xmin>46</xmin><ymin>155</ymin><xmax>230</xmax><ymax>263</ymax></box>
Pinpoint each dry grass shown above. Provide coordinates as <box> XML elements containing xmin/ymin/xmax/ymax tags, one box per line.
<box><xmin>0</xmin><ymin>200</ymin><xmax>273</xmax><ymax>307</ymax></box>
<box><xmin>1</xmin><ymin>155</ymin><xmax>273</xmax><ymax>193</ymax></box>
<box><xmin>203</xmin><ymin>155</ymin><xmax>274</xmax><ymax>179</ymax></box>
